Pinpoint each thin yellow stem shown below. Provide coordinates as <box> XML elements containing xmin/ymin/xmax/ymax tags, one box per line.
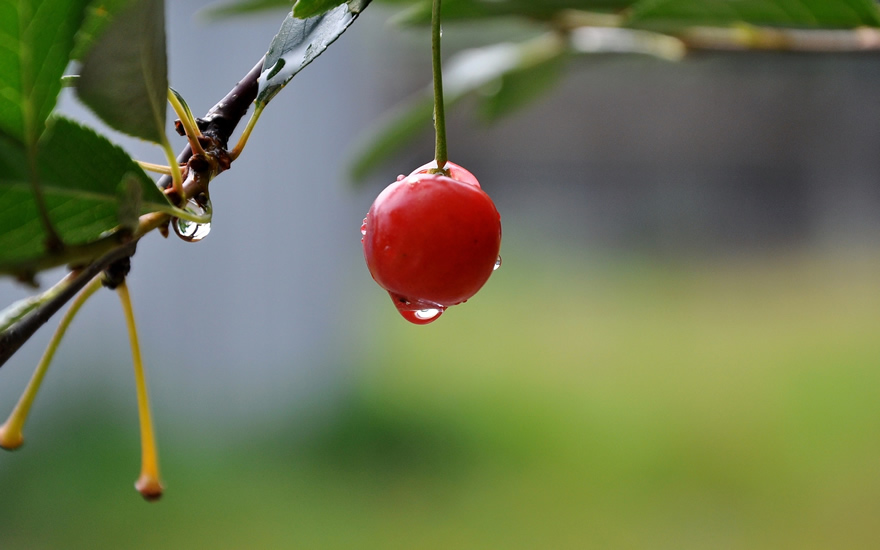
<box><xmin>229</xmin><ymin>104</ymin><xmax>264</xmax><ymax>161</ymax></box>
<box><xmin>161</xmin><ymin>139</ymin><xmax>185</xmax><ymax>201</ymax></box>
<box><xmin>116</xmin><ymin>281</ymin><xmax>163</xmax><ymax>501</ymax></box>
<box><xmin>0</xmin><ymin>276</ymin><xmax>103</xmax><ymax>450</ymax></box>
<box><xmin>137</xmin><ymin>160</ymin><xmax>173</xmax><ymax>175</ymax></box>
<box><xmin>167</xmin><ymin>89</ymin><xmax>208</xmax><ymax>157</ymax></box>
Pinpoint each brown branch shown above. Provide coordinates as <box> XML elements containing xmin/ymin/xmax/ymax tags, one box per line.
<box><xmin>0</xmin><ymin>242</ymin><xmax>137</xmax><ymax>366</ymax></box>
<box><xmin>0</xmin><ymin>57</ymin><xmax>264</xmax><ymax>369</ymax></box>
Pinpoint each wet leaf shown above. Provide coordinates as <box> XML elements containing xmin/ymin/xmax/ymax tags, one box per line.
<box><xmin>76</xmin><ymin>0</ymin><xmax>169</xmax><ymax>143</ymax></box>
<box><xmin>0</xmin><ymin>0</ymin><xmax>91</xmax><ymax>145</ymax></box>
<box><xmin>257</xmin><ymin>0</ymin><xmax>370</xmax><ymax>106</ymax></box>
<box><xmin>0</xmin><ymin>117</ymin><xmax>171</xmax><ymax>273</ymax></box>
<box><xmin>626</xmin><ymin>0</ymin><xmax>880</xmax><ymax>31</ymax></box>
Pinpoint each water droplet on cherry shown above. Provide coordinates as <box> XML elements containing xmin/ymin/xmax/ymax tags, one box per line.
<box><xmin>494</xmin><ymin>255</ymin><xmax>502</xmax><ymax>271</ymax></box>
<box><xmin>399</xmin><ymin>307</ymin><xmax>444</xmax><ymax>325</ymax></box>
<box><xmin>387</xmin><ymin>292</ymin><xmax>445</xmax><ymax>325</ymax></box>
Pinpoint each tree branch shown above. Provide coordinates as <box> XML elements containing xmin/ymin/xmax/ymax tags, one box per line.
<box><xmin>0</xmin><ymin>242</ymin><xmax>137</xmax><ymax>366</ymax></box>
<box><xmin>0</xmin><ymin>57</ymin><xmax>264</xmax><ymax>369</ymax></box>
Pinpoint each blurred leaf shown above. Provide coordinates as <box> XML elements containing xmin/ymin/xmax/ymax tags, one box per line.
<box><xmin>294</xmin><ymin>0</ymin><xmax>350</xmax><ymax>19</ymax></box>
<box><xmin>203</xmin><ymin>0</ymin><xmax>290</xmax><ymax>18</ymax></box>
<box><xmin>76</xmin><ymin>0</ymin><xmax>169</xmax><ymax>143</ymax></box>
<box><xmin>256</xmin><ymin>0</ymin><xmax>370</xmax><ymax>106</ymax></box>
<box><xmin>626</xmin><ymin>0</ymin><xmax>880</xmax><ymax>31</ymax></box>
<box><xmin>568</xmin><ymin>26</ymin><xmax>685</xmax><ymax>58</ymax></box>
<box><xmin>0</xmin><ymin>118</ymin><xmax>171</xmax><ymax>273</ymax></box>
<box><xmin>71</xmin><ymin>0</ymin><xmax>134</xmax><ymax>60</ymax></box>
<box><xmin>0</xmin><ymin>0</ymin><xmax>91</xmax><ymax>145</ymax></box>
<box><xmin>479</xmin><ymin>53</ymin><xmax>567</xmax><ymax>121</ymax></box>
<box><xmin>116</xmin><ymin>175</ymin><xmax>143</xmax><ymax>233</ymax></box>
<box><xmin>348</xmin><ymin>98</ymin><xmax>434</xmax><ymax>182</ymax></box>
<box><xmin>349</xmin><ymin>37</ymin><xmax>565</xmax><ymax>180</ymax></box>
<box><xmin>351</xmin><ymin>33</ymin><xmax>582</xmax><ymax>180</ymax></box>
<box><xmin>391</xmin><ymin>0</ymin><xmax>638</xmax><ymax>25</ymax></box>
<box><xmin>348</xmin><ymin>23</ymin><xmax>687</xmax><ymax>181</ymax></box>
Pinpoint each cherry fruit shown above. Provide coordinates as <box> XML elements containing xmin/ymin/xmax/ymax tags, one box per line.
<box><xmin>362</xmin><ymin>161</ymin><xmax>502</xmax><ymax>324</ymax></box>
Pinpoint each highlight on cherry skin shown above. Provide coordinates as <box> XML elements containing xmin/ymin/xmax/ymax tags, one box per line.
<box><xmin>362</xmin><ymin>160</ymin><xmax>502</xmax><ymax>325</ymax></box>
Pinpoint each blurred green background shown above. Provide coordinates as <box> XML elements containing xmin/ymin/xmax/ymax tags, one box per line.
<box><xmin>3</xmin><ymin>1</ymin><xmax>880</xmax><ymax>548</ymax></box>
<box><xmin>3</xmin><ymin>246</ymin><xmax>880</xmax><ymax>548</ymax></box>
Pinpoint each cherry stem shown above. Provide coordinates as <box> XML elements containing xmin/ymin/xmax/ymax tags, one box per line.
<box><xmin>229</xmin><ymin>103</ymin><xmax>264</xmax><ymax>161</ymax></box>
<box><xmin>137</xmin><ymin>161</ymin><xmax>173</xmax><ymax>175</ymax></box>
<box><xmin>0</xmin><ymin>275</ymin><xmax>103</xmax><ymax>450</ymax></box>
<box><xmin>167</xmin><ymin>88</ymin><xmax>207</xmax><ymax>158</ymax></box>
<box><xmin>116</xmin><ymin>280</ymin><xmax>163</xmax><ymax>501</ymax></box>
<box><xmin>431</xmin><ymin>0</ymin><xmax>448</xmax><ymax>171</ymax></box>
<box><xmin>161</xmin><ymin>138</ymin><xmax>185</xmax><ymax>201</ymax></box>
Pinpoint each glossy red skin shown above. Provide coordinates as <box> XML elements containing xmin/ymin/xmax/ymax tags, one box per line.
<box><xmin>363</xmin><ymin>167</ymin><xmax>501</xmax><ymax>310</ymax></box>
<box><xmin>408</xmin><ymin>160</ymin><xmax>481</xmax><ymax>188</ymax></box>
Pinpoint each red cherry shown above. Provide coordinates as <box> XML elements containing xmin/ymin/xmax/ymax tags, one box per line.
<box><xmin>362</xmin><ymin>161</ymin><xmax>502</xmax><ymax>324</ymax></box>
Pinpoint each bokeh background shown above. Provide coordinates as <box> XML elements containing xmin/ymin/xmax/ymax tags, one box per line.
<box><xmin>2</xmin><ymin>1</ymin><xmax>880</xmax><ymax>547</ymax></box>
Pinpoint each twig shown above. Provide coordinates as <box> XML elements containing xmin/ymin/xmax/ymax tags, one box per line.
<box><xmin>0</xmin><ymin>57</ymin><xmax>264</xmax><ymax>369</ymax></box>
<box><xmin>0</xmin><ymin>242</ymin><xmax>137</xmax><ymax>367</ymax></box>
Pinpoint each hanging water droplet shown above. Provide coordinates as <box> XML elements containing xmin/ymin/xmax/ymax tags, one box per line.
<box><xmin>361</xmin><ymin>217</ymin><xmax>367</xmax><ymax>236</ymax></box>
<box><xmin>398</xmin><ymin>307</ymin><xmax>444</xmax><ymax>325</ymax></box>
<box><xmin>172</xmin><ymin>197</ymin><xmax>211</xmax><ymax>242</ymax></box>
<box><xmin>416</xmin><ymin>308</ymin><xmax>441</xmax><ymax>320</ymax></box>
<box><xmin>389</xmin><ymin>292</ymin><xmax>445</xmax><ymax>325</ymax></box>
<box><xmin>494</xmin><ymin>255</ymin><xmax>502</xmax><ymax>271</ymax></box>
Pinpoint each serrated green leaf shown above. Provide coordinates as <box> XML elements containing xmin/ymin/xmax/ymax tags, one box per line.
<box><xmin>202</xmin><ymin>0</ymin><xmax>290</xmax><ymax>19</ymax></box>
<box><xmin>626</xmin><ymin>0</ymin><xmax>880</xmax><ymax>31</ymax></box>
<box><xmin>0</xmin><ymin>117</ymin><xmax>171</xmax><ymax>273</ymax></box>
<box><xmin>0</xmin><ymin>0</ymin><xmax>91</xmax><ymax>146</ymax></box>
<box><xmin>257</xmin><ymin>0</ymin><xmax>371</xmax><ymax>106</ymax></box>
<box><xmin>76</xmin><ymin>0</ymin><xmax>169</xmax><ymax>143</ymax></box>
<box><xmin>72</xmin><ymin>0</ymin><xmax>135</xmax><ymax>60</ymax></box>
<box><xmin>116</xmin><ymin>174</ymin><xmax>142</xmax><ymax>232</ymax></box>
<box><xmin>391</xmin><ymin>0</ymin><xmax>637</xmax><ymax>25</ymax></box>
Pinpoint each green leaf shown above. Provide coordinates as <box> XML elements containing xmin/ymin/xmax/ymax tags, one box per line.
<box><xmin>293</xmin><ymin>0</ymin><xmax>351</xmax><ymax>18</ymax></box>
<box><xmin>391</xmin><ymin>0</ymin><xmax>638</xmax><ymax>25</ymax></box>
<box><xmin>626</xmin><ymin>0</ymin><xmax>880</xmax><ymax>31</ymax></box>
<box><xmin>76</xmin><ymin>0</ymin><xmax>169</xmax><ymax>143</ymax></box>
<box><xmin>348</xmin><ymin>98</ymin><xmax>434</xmax><ymax>182</ymax></box>
<box><xmin>480</xmin><ymin>53</ymin><xmax>567</xmax><ymax>121</ymax></box>
<box><xmin>72</xmin><ymin>0</ymin><xmax>136</xmax><ymax>60</ymax></box>
<box><xmin>0</xmin><ymin>0</ymin><xmax>91</xmax><ymax>145</ymax></box>
<box><xmin>202</xmin><ymin>0</ymin><xmax>290</xmax><ymax>19</ymax></box>
<box><xmin>349</xmin><ymin>35</ymin><xmax>566</xmax><ymax>181</ymax></box>
<box><xmin>0</xmin><ymin>117</ymin><xmax>171</xmax><ymax>273</ymax></box>
<box><xmin>257</xmin><ymin>0</ymin><xmax>371</xmax><ymax>106</ymax></box>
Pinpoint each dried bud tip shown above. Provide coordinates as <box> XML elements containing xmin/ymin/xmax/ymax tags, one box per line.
<box><xmin>135</xmin><ymin>475</ymin><xmax>164</xmax><ymax>501</ymax></box>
